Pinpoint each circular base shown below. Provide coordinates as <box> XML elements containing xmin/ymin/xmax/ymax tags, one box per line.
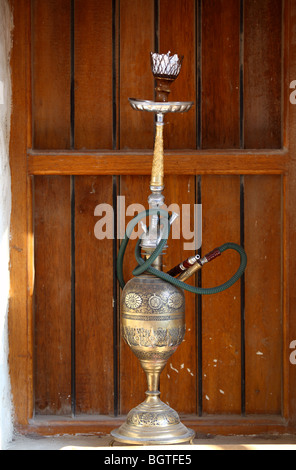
<box><xmin>110</xmin><ymin>427</ymin><xmax>195</xmax><ymax>446</ymax></box>
<box><xmin>111</xmin><ymin>395</ymin><xmax>195</xmax><ymax>446</ymax></box>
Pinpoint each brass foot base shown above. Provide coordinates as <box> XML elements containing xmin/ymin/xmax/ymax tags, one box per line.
<box><xmin>111</xmin><ymin>393</ymin><xmax>195</xmax><ymax>446</ymax></box>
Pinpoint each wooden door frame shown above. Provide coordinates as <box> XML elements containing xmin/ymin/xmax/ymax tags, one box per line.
<box><xmin>8</xmin><ymin>0</ymin><xmax>296</xmax><ymax>435</ymax></box>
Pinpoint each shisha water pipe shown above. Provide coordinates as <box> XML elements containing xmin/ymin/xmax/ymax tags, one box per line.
<box><xmin>111</xmin><ymin>52</ymin><xmax>247</xmax><ymax>446</ymax></box>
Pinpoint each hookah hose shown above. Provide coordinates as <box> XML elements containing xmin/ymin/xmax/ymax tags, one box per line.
<box><xmin>117</xmin><ymin>209</ymin><xmax>247</xmax><ymax>295</ymax></box>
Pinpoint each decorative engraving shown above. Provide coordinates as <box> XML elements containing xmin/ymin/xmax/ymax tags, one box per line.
<box><xmin>129</xmin><ymin>349</ymin><xmax>175</xmax><ymax>361</ymax></box>
<box><xmin>148</xmin><ymin>294</ymin><xmax>163</xmax><ymax>310</ymax></box>
<box><xmin>122</xmin><ymin>280</ymin><xmax>185</xmax><ymax>316</ymax></box>
<box><xmin>122</xmin><ymin>325</ymin><xmax>185</xmax><ymax>349</ymax></box>
<box><xmin>151</xmin><ymin>124</ymin><xmax>164</xmax><ymax>188</ymax></box>
<box><xmin>127</xmin><ymin>410</ymin><xmax>179</xmax><ymax>427</ymax></box>
<box><xmin>122</xmin><ymin>313</ymin><xmax>184</xmax><ymax>322</ymax></box>
<box><xmin>125</xmin><ymin>293</ymin><xmax>143</xmax><ymax>309</ymax></box>
<box><xmin>167</xmin><ymin>293</ymin><xmax>183</xmax><ymax>309</ymax></box>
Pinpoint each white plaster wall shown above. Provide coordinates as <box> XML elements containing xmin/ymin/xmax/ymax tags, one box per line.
<box><xmin>0</xmin><ymin>0</ymin><xmax>13</xmax><ymax>450</ymax></box>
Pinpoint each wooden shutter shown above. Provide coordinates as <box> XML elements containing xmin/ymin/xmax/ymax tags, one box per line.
<box><xmin>8</xmin><ymin>0</ymin><xmax>296</xmax><ymax>436</ymax></box>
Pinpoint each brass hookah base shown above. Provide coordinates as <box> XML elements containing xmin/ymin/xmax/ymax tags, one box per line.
<box><xmin>111</xmin><ymin>54</ymin><xmax>195</xmax><ymax>444</ymax></box>
<box><xmin>111</xmin><ymin>257</ymin><xmax>195</xmax><ymax>446</ymax></box>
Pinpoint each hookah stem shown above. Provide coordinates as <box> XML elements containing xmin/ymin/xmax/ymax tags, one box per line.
<box><xmin>148</xmin><ymin>113</ymin><xmax>164</xmax><ymax>246</ymax></box>
<box><xmin>117</xmin><ymin>209</ymin><xmax>247</xmax><ymax>295</ymax></box>
<box><xmin>151</xmin><ymin>117</ymin><xmax>164</xmax><ymax>188</ymax></box>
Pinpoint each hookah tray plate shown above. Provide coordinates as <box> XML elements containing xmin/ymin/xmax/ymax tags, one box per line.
<box><xmin>129</xmin><ymin>98</ymin><xmax>194</xmax><ymax>114</ymax></box>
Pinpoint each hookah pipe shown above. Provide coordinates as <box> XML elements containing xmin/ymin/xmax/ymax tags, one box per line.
<box><xmin>117</xmin><ymin>52</ymin><xmax>247</xmax><ymax>295</ymax></box>
<box><xmin>112</xmin><ymin>52</ymin><xmax>247</xmax><ymax>446</ymax></box>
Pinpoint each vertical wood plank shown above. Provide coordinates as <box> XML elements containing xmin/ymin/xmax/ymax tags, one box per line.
<box><xmin>119</xmin><ymin>0</ymin><xmax>155</xmax><ymax>149</ymax></box>
<box><xmin>34</xmin><ymin>176</ymin><xmax>72</xmax><ymax>415</ymax></box>
<box><xmin>286</xmin><ymin>0</ymin><xmax>296</xmax><ymax>427</ymax></box>
<box><xmin>75</xmin><ymin>176</ymin><xmax>114</xmax><ymax>414</ymax></box>
<box><xmin>244</xmin><ymin>0</ymin><xmax>282</xmax><ymax>149</ymax></box>
<box><xmin>8</xmin><ymin>0</ymin><xmax>33</xmax><ymax>425</ymax></box>
<box><xmin>159</xmin><ymin>0</ymin><xmax>196</xmax><ymax>149</ymax></box>
<box><xmin>74</xmin><ymin>1</ymin><xmax>115</xmax><ymax>413</ymax></box>
<box><xmin>32</xmin><ymin>0</ymin><xmax>73</xmax><ymax>416</ymax></box>
<box><xmin>74</xmin><ymin>0</ymin><xmax>113</xmax><ymax>149</ymax></box>
<box><xmin>244</xmin><ymin>176</ymin><xmax>282</xmax><ymax>414</ymax></box>
<box><xmin>201</xmin><ymin>0</ymin><xmax>240</xmax><ymax>149</ymax></box>
<box><xmin>201</xmin><ymin>176</ymin><xmax>242</xmax><ymax>413</ymax></box>
<box><xmin>200</xmin><ymin>0</ymin><xmax>242</xmax><ymax>413</ymax></box>
<box><xmin>32</xmin><ymin>0</ymin><xmax>71</xmax><ymax>149</ymax></box>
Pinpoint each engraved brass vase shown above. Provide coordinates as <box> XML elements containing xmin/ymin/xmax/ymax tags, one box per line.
<box><xmin>111</xmin><ymin>265</ymin><xmax>195</xmax><ymax>445</ymax></box>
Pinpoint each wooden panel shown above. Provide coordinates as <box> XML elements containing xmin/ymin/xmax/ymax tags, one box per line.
<box><xmin>27</xmin><ymin>149</ymin><xmax>288</xmax><ymax>176</ymax></box>
<box><xmin>21</xmin><ymin>413</ymin><xmax>288</xmax><ymax>436</ymax></box>
<box><xmin>32</xmin><ymin>0</ymin><xmax>72</xmax><ymax>416</ymax></box>
<box><xmin>32</xmin><ymin>0</ymin><xmax>71</xmax><ymax>149</ymax></box>
<box><xmin>244</xmin><ymin>0</ymin><xmax>282</xmax><ymax>149</ymax></box>
<box><xmin>244</xmin><ymin>175</ymin><xmax>282</xmax><ymax>414</ymax></box>
<box><xmin>74</xmin><ymin>0</ymin><xmax>113</xmax><ymax>149</ymax></box>
<box><xmin>286</xmin><ymin>0</ymin><xmax>296</xmax><ymax>427</ymax></box>
<box><xmin>201</xmin><ymin>0</ymin><xmax>240</xmax><ymax>149</ymax></box>
<box><xmin>34</xmin><ymin>176</ymin><xmax>72</xmax><ymax>414</ymax></box>
<box><xmin>119</xmin><ymin>0</ymin><xmax>155</xmax><ymax>149</ymax></box>
<box><xmin>10</xmin><ymin>0</ymin><xmax>294</xmax><ymax>434</ymax></box>
<box><xmin>159</xmin><ymin>0</ymin><xmax>196</xmax><ymax>149</ymax></box>
<box><xmin>8</xmin><ymin>0</ymin><xmax>33</xmax><ymax>425</ymax></box>
<box><xmin>75</xmin><ymin>176</ymin><xmax>114</xmax><ymax>414</ymax></box>
<box><xmin>201</xmin><ymin>176</ymin><xmax>242</xmax><ymax>413</ymax></box>
<box><xmin>73</xmin><ymin>0</ymin><xmax>115</xmax><ymax>414</ymax></box>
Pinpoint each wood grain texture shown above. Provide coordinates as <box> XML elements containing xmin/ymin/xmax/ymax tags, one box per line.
<box><xmin>8</xmin><ymin>0</ymin><xmax>33</xmax><ymax>425</ymax></box>
<box><xmin>34</xmin><ymin>176</ymin><xmax>72</xmax><ymax>415</ymax></box>
<box><xmin>32</xmin><ymin>0</ymin><xmax>71</xmax><ymax>149</ymax></box>
<box><xmin>119</xmin><ymin>0</ymin><xmax>155</xmax><ymax>149</ymax></box>
<box><xmin>285</xmin><ymin>0</ymin><xmax>296</xmax><ymax>427</ymax></box>
<box><xmin>27</xmin><ymin>150</ymin><xmax>288</xmax><ymax>176</ymax></box>
<box><xmin>18</xmin><ymin>413</ymin><xmax>288</xmax><ymax>437</ymax></box>
<box><xmin>244</xmin><ymin>0</ymin><xmax>282</xmax><ymax>149</ymax></box>
<box><xmin>9</xmin><ymin>0</ymin><xmax>296</xmax><ymax>434</ymax></box>
<box><xmin>244</xmin><ymin>176</ymin><xmax>282</xmax><ymax>414</ymax></box>
<box><xmin>32</xmin><ymin>1</ymin><xmax>73</xmax><ymax>415</ymax></box>
<box><xmin>75</xmin><ymin>176</ymin><xmax>114</xmax><ymax>414</ymax></box>
<box><xmin>74</xmin><ymin>0</ymin><xmax>113</xmax><ymax>149</ymax></box>
<box><xmin>73</xmin><ymin>0</ymin><xmax>115</xmax><ymax>414</ymax></box>
<box><xmin>201</xmin><ymin>176</ymin><xmax>242</xmax><ymax>413</ymax></box>
<box><xmin>159</xmin><ymin>0</ymin><xmax>196</xmax><ymax>149</ymax></box>
<box><xmin>201</xmin><ymin>0</ymin><xmax>240</xmax><ymax>149</ymax></box>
